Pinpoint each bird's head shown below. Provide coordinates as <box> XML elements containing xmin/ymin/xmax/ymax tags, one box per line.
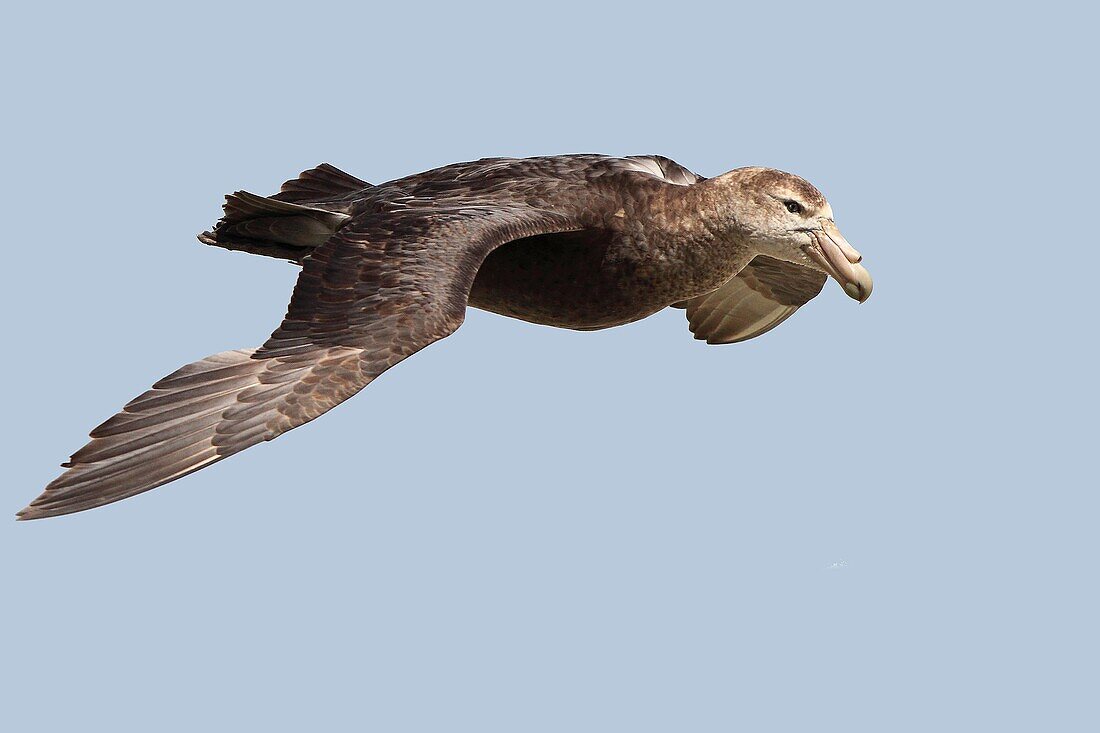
<box><xmin>711</xmin><ymin>167</ymin><xmax>873</xmax><ymax>302</ymax></box>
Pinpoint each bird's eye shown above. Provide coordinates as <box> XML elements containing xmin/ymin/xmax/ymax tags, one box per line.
<box><xmin>784</xmin><ymin>200</ymin><xmax>803</xmax><ymax>214</ymax></box>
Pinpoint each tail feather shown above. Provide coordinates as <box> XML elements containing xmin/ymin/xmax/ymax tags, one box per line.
<box><xmin>198</xmin><ymin>191</ymin><xmax>351</xmax><ymax>262</ymax></box>
<box><xmin>198</xmin><ymin>163</ymin><xmax>368</xmax><ymax>262</ymax></box>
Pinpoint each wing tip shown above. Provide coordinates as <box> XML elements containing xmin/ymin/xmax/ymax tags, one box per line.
<box><xmin>688</xmin><ymin>326</ymin><xmax>711</xmax><ymax>343</ymax></box>
<box><xmin>17</xmin><ymin>486</ymin><xmax>86</xmax><ymax>520</ymax></box>
<box><xmin>16</xmin><ymin>501</ymin><xmax>49</xmax><ymax>521</ymax></box>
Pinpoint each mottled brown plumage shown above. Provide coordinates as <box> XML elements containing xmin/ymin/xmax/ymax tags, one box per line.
<box><xmin>20</xmin><ymin>154</ymin><xmax>872</xmax><ymax>520</ymax></box>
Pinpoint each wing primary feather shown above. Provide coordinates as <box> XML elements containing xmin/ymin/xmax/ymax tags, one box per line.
<box><xmin>20</xmin><ymin>346</ymin><xmax>368</xmax><ymax>520</ymax></box>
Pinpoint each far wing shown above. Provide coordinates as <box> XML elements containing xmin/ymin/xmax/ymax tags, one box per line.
<box><xmin>675</xmin><ymin>255</ymin><xmax>827</xmax><ymax>344</ymax></box>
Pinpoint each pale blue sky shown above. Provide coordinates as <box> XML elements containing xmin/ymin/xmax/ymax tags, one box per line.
<box><xmin>2</xmin><ymin>2</ymin><xmax>1095</xmax><ymax>731</ymax></box>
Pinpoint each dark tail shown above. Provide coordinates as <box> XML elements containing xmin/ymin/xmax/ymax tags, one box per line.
<box><xmin>198</xmin><ymin>163</ymin><xmax>370</xmax><ymax>263</ymax></box>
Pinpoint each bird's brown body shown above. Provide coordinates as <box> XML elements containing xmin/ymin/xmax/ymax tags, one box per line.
<box><xmin>347</xmin><ymin>155</ymin><xmax>757</xmax><ymax>331</ymax></box>
<box><xmin>20</xmin><ymin>154</ymin><xmax>872</xmax><ymax>520</ymax></box>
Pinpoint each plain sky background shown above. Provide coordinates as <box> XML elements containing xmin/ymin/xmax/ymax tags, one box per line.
<box><xmin>2</xmin><ymin>2</ymin><xmax>1096</xmax><ymax>731</ymax></box>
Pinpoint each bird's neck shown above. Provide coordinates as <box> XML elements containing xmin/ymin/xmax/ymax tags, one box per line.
<box><xmin>643</xmin><ymin>180</ymin><xmax>758</xmax><ymax>298</ymax></box>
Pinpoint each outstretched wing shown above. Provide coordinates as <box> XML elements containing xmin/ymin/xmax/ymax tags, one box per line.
<box><xmin>21</xmin><ymin>202</ymin><xmax>581</xmax><ymax>520</ymax></box>
<box><xmin>675</xmin><ymin>255</ymin><xmax>827</xmax><ymax>344</ymax></box>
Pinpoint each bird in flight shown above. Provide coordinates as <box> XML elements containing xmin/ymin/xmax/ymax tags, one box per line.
<box><xmin>20</xmin><ymin>154</ymin><xmax>872</xmax><ymax>520</ymax></box>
